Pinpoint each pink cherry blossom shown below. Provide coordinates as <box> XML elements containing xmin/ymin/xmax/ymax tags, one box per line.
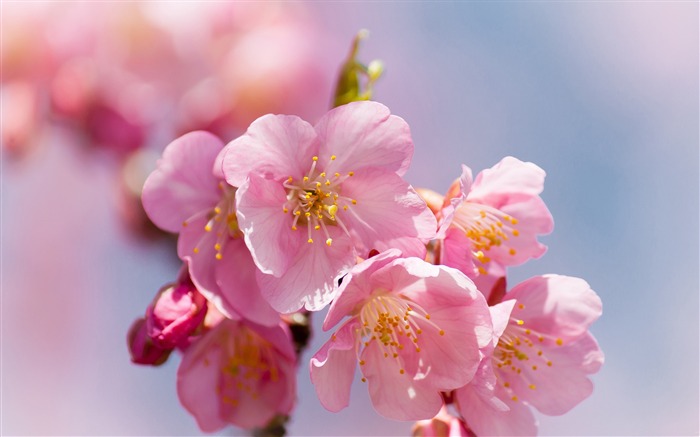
<box><xmin>438</xmin><ymin>157</ymin><xmax>554</xmax><ymax>283</ymax></box>
<box><xmin>145</xmin><ymin>277</ymin><xmax>208</xmax><ymax>349</ymax></box>
<box><xmin>177</xmin><ymin>318</ymin><xmax>297</xmax><ymax>432</ymax></box>
<box><xmin>310</xmin><ymin>250</ymin><xmax>492</xmax><ymax>421</ymax></box>
<box><xmin>221</xmin><ymin>101</ymin><xmax>437</xmax><ymax>313</ymax></box>
<box><xmin>454</xmin><ymin>274</ymin><xmax>603</xmax><ymax>435</ymax></box>
<box><xmin>141</xmin><ymin>131</ymin><xmax>278</xmax><ymax>326</ymax></box>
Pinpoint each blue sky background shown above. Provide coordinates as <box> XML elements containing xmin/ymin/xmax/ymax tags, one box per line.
<box><xmin>3</xmin><ymin>2</ymin><xmax>698</xmax><ymax>436</ymax></box>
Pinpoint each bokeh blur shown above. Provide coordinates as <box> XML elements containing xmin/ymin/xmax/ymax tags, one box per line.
<box><xmin>2</xmin><ymin>2</ymin><xmax>698</xmax><ymax>436</ymax></box>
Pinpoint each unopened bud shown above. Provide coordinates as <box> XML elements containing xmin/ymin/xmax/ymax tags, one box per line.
<box><xmin>146</xmin><ymin>280</ymin><xmax>208</xmax><ymax>349</ymax></box>
<box><xmin>127</xmin><ymin>317</ymin><xmax>172</xmax><ymax>366</ymax></box>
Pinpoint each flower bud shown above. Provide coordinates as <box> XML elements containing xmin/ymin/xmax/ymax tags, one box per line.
<box><xmin>127</xmin><ymin>317</ymin><xmax>172</xmax><ymax>366</ymax></box>
<box><xmin>146</xmin><ymin>280</ymin><xmax>208</xmax><ymax>349</ymax></box>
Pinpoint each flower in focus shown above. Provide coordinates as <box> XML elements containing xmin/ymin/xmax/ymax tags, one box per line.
<box><xmin>141</xmin><ymin>131</ymin><xmax>278</xmax><ymax>326</ymax></box>
<box><xmin>177</xmin><ymin>318</ymin><xmax>297</xmax><ymax>432</ymax></box>
<box><xmin>412</xmin><ymin>405</ymin><xmax>473</xmax><ymax>437</ymax></box>
<box><xmin>145</xmin><ymin>276</ymin><xmax>208</xmax><ymax>349</ymax></box>
<box><xmin>438</xmin><ymin>158</ymin><xmax>553</xmax><ymax>295</ymax></box>
<box><xmin>454</xmin><ymin>274</ymin><xmax>604</xmax><ymax>435</ymax></box>
<box><xmin>310</xmin><ymin>250</ymin><xmax>492</xmax><ymax>420</ymax></box>
<box><xmin>222</xmin><ymin>101</ymin><xmax>437</xmax><ymax>313</ymax></box>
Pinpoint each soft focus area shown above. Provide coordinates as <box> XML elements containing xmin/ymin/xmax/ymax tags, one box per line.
<box><xmin>2</xmin><ymin>2</ymin><xmax>698</xmax><ymax>436</ymax></box>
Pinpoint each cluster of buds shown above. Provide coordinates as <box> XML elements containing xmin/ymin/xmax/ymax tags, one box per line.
<box><xmin>128</xmin><ymin>35</ymin><xmax>603</xmax><ymax>436</ymax></box>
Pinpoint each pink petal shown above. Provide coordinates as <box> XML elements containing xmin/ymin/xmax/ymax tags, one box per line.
<box><xmin>439</xmin><ymin>227</ymin><xmax>477</xmax><ymax>277</ymax></box>
<box><xmin>506</xmin><ymin>332</ymin><xmax>603</xmax><ymax>416</ymax></box>
<box><xmin>316</xmin><ymin>101</ymin><xmax>413</xmax><ymax>177</ymax></box>
<box><xmin>236</xmin><ymin>173</ymin><xmax>302</xmax><ymax>277</ymax></box>
<box><xmin>177</xmin><ymin>329</ymin><xmax>227</xmax><ymax>432</ymax></box>
<box><xmin>339</xmin><ymin>168</ymin><xmax>436</xmax><ymax>258</ymax></box>
<box><xmin>508</xmin><ymin>275</ymin><xmax>603</xmax><ymax>339</ymax></box>
<box><xmin>485</xmin><ymin>195</ymin><xmax>553</xmax><ymax>265</ymax></box>
<box><xmin>361</xmin><ymin>338</ymin><xmax>443</xmax><ymax>421</ymax></box>
<box><xmin>455</xmin><ymin>384</ymin><xmax>538</xmax><ymax>436</ymax></box>
<box><xmin>309</xmin><ymin>319</ymin><xmax>360</xmax><ymax>412</ymax></box>
<box><xmin>214</xmin><ymin>239</ymin><xmax>280</xmax><ymax>327</ymax></box>
<box><xmin>457</xmin><ymin>164</ymin><xmax>474</xmax><ymax>199</ymax></box>
<box><xmin>142</xmin><ymin>131</ymin><xmax>223</xmax><ymax>233</ymax></box>
<box><xmin>490</xmin><ymin>299</ymin><xmax>517</xmax><ymax>342</ymax></box>
<box><xmin>221</xmin><ymin>114</ymin><xmax>317</xmax><ymax>187</ymax></box>
<box><xmin>177</xmin><ymin>214</ymin><xmax>226</xmax><ymax>306</ymax></box>
<box><xmin>323</xmin><ymin>249</ymin><xmax>402</xmax><ymax>331</ymax></box>
<box><xmin>256</xmin><ymin>227</ymin><xmax>356</xmax><ymax>313</ymax></box>
<box><xmin>468</xmin><ymin>156</ymin><xmax>547</xmax><ymax>202</ymax></box>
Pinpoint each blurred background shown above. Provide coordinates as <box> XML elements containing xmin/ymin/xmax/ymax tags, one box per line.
<box><xmin>2</xmin><ymin>2</ymin><xmax>698</xmax><ymax>436</ymax></box>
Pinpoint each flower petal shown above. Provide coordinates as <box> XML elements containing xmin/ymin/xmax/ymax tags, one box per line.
<box><xmin>508</xmin><ymin>275</ymin><xmax>603</xmax><ymax>339</ymax></box>
<box><xmin>361</xmin><ymin>338</ymin><xmax>443</xmax><ymax>420</ymax></box>
<box><xmin>310</xmin><ymin>319</ymin><xmax>360</xmax><ymax>412</ymax></box>
<box><xmin>455</xmin><ymin>384</ymin><xmax>538</xmax><ymax>436</ymax></box>
<box><xmin>339</xmin><ymin>168</ymin><xmax>436</xmax><ymax>258</ymax></box>
<box><xmin>507</xmin><ymin>332</ymin><xmax>603</xmax><ymax>415</ymax></box>
<box><xmin>439</xmin><ymin>227</ymin><xmax>477</xmax><ymax>277</ymax></box>
<box><xmin>236</xmin><ymin>173</ymin><xmax>302</xmax><ymax>277</ymax></box>
<box><xmin>214</xmin><ymin>239</ymin><xmax>280</xmax><ymax>327</ymax></box>
<box><xmin>468</xmin><ymin>156</ymin><xmax>547</xmax><ymax>201</ymax></box>
<box><xmin>221</xmin><ymin>114</ymin><xmax>317</xmax><ymax>187</ymax></box>
<box><xmin>256</xmin><ymin>228</ymin><xmax>356</xmax><ymax>313</ymax></box>
<box><xmin>177</xmin><ymin>327</ymin><xmax>227</xmax><ymax>433</ymax></box>
<box><xmin>142</xmin><ymin>131</ymin><xmax>223</xmax><ymax>233</ymax></box>
<box><xmin>177</xmin><ymin>214</ymin><xmax>229</xmax><ymax>312</ymax></box>
<box><xmin>316</xmin><ymin>101</ymin><xmax>413</xmax><ymax>176</ymax></box>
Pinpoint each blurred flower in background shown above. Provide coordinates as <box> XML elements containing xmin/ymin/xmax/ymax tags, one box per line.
<box><xmin>1</xmin><ymin>1</ymin><xmax>334</xmax><ymax>238</ymax></box>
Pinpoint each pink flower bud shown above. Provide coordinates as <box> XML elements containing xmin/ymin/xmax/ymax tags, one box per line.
<box><xmin>146</xmin><ymin>281</ymin><xmax>208</xmax><ymax>349</ymax></box>
<box><xmin>127</xmin><ymin>317</ymin><xmax>172</xmax><ymax>366</ymax></box>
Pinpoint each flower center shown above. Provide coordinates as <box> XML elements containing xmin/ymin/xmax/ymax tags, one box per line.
<box><xmin>185</xmin><ymin>182</ymin><xmax>241</xmax><ymax>261</ymax></box>
<box><xmin>451</xmin><ymin>202</ymin><xmax>520</xmax><ymax>274</ymax></box>
<box><xmin>493</xmin><ymin>302</ymin><xmax>563</xmax><ymax>400</ymax></box>
<box><xmin>282</xmin><ymin>155</ymin><xmax>357</xmax><ymax>246</ymax></box>
<box><xmin>217</xmin><ymin>325</ymin><xmax>280</xmax><ymax>406</ymax></box>
<box><xmin>355</xmin><ymin>293</ymin><xmax>444</xmax><ymax>378</ymax></box>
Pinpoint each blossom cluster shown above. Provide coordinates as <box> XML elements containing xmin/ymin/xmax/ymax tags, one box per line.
<box><xmin>128</xmin><ymin>101</ymin><xmax>603</xmax><ymax>434</ymax></box>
